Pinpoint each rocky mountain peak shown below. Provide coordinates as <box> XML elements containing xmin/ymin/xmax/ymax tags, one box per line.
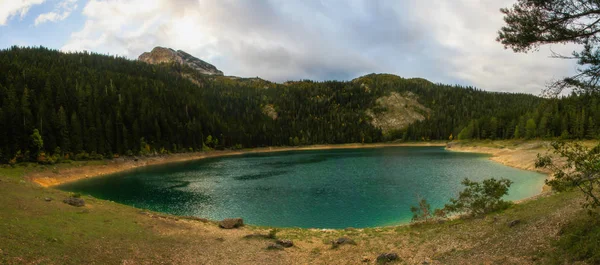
<box><xmin>138</xmin><ymin>47</ymin><xmax>223</xmax><ymax>76</ymax></box>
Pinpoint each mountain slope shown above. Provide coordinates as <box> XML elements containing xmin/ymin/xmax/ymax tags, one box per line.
<box><xmin>0</xmin><ymin>47</ymin><xmax>598</xmax><ymax>163</ymax></box>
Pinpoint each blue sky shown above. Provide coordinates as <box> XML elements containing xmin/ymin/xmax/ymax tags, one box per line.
<box><xmin>0</xmin><ymin>0</ymin><xmax>579</xmax><ymax>94</ymax></box>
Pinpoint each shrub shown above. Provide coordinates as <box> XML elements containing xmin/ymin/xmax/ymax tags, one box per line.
<box><xmin>410</xmin><ymin>197</ymin><xmax>432</xmax><ymax>222</ymax></box>
<box><xmin>74</xmin><ymin>152</ymin><xmax>90</xmax><ymax>160</ymax></box>
<box><xmin>441</xmin><ymin>178</ymin><xmax>513</xmax><ymax>217</ymax></box>
<box><xmin>537</xmin><ymin>141</ymin><xmax>600</xmax><ymax>210</ymax></box>
<box><xmin>410</xmin><ymin>197</ymin><xmax>447</xmax><ymax>224</ymax></box>
<box><xmin>268</xmin><ymin>228</ymin><xmax>278</xmax><ymax>239</ymax></box>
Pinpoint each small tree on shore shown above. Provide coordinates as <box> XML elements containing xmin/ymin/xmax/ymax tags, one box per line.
<box><xmin>410</xmin><ymin>196</ymin><xmax>432</xmax><ymax>222</ymax></box>
<box><xmin>442</xmin><ymin>178</ymin><xmax>513</xmax><ymax>217</ymax></box>
<box><xmin>536</xmin><ymin>141</ymin><xmax>600</xmax><ymax>210</ymax></box>
<box><xmin>410</xmin><ymin>178</ymin><xmax>513</xmax><ymax>222</ymax></box>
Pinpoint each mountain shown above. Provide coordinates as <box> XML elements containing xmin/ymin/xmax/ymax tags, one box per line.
<box><xmin>138</xmin><ymin>47</ymin><xmax>223</xmax><ymax>76</ymax></box>
<box><xmin>0</xmin><ymin>47</ymin><xmax>597</xmax><ymax>163</ymax></box>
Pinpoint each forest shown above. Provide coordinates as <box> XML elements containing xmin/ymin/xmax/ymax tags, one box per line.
<box><xmin>0</xmin><ymin>46</ymin><xmax>598</xmax><ymax>164</ymax></box>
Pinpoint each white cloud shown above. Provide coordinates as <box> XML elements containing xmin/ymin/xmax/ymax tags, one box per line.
<box><xmin>0</xmin><ymin>0</ymin><xmax>45</xmax><ymax>26</ymax></box>
<box><xmin>34</xmin><ymin>0</ymin><xmax>77</xmax><ymax>26</ymax></box>
<box><xmin>406</xmin><ymin>0</ymin><xmax>579</xmax><ymax>94</ymax></box>
<box><xmin>61</xmin><ymin>0</ymin><xmax>581</xmax><ymax>94</ymax></box>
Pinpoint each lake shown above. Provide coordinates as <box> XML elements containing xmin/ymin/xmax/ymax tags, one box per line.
<box><xmin>58</xmin><ymin>146</ymin><xmax>546</xmax><ymax>228</ymax></box>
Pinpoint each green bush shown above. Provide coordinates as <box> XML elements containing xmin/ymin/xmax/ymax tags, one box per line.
<box><xmin>441</xmin><ymin>178</ymin><xmax>513</xmax><ymax>217</ymax></box>
<box><xmin>268</xmin><ymin>228</ymin><xmax>278</xmax><ymax>239</ymax></box>
<box><xmin>409</xmin><ymin>178</ymin><xmax>513</xmax><ymax>221</ymax></box>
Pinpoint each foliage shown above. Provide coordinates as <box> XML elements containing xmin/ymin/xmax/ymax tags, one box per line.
<box><xmin>268</xmin><ymin>228</ymin><xmax>279</xmax><ymax>239</ymax></box>
<box><xmin>536</xmin><ymin>141</ymin><xmax>600</xmax><ymax>209</ymax></box>
<box><xmin>30</xmin><ymin>129</ymin><xmax>43</xmax><ymax>159</ymax></box>
<box><xmin>410</xmin><ymin>197</ymin><xmax>432</xmax><ymax>223</ymax></box>
<box><xmin>1</xmin><ymin>47</ymin><xmax>600</xmax><ymax>164</ymax></box>
<box><xmin>498</xmin><ymin>0</ymin><xmax>600</xmax><ymax>95</ymax></box>
<box><xmin>441</xmin><ymin>178</ymin><xmax>513</xmax><ymax>217</ymax></box>
<box><xmin>410</xmin><ymin>178</ymin><xmax>513</xmax><ymax>221</ymax></box>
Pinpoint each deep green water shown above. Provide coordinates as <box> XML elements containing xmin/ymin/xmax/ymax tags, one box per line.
<box><xmin>58</xmin><ymin>147</ymin><xmax>546</xmax><ymax>228</ymax></box>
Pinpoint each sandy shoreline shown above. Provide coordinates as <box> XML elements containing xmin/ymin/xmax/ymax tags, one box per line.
<box><xmin>29</xmin><ymin>142</ymin><xmax>447</xmax><ymax>187</ymax></box>
<box><xmin>29</xmin><ymin>140</ymin><xmax>555</xmax><ymax>194</ymax></box>
<box><xmin>445</xmin><ymin>141</ymin><xmax>554</xmax><ymax>193</ymax></box>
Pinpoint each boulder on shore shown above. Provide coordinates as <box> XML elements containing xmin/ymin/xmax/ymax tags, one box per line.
<box><xmin>266</xmin><ymin>243</ymin><xmax>284</xmax><ymax>250</ymax></box>
<box><xmin>63</xmin><ymin>197</ymin><xmax>85</xmax><ymax>207</ymax></box>
<box><xmin>331</xmin><ymin>237</ymin><xmax>356</xmax><ymax>248</ymax></box>
<box><xmin>275</xmin><ymin>239</ymin><xmax>293</xmax><ymax>248</ymax></box>
<box><xmin>508</xmin><ymin>219</ymin><xmax>521</xmax><ymax>228</ymax></box>
<box><xmin>218</xmin><ymin>218</ymin><xmax>244</xmax><ymax>229</ymax></box>
<box><xmin>376</xmin><ymin>252</ymin><xmax>400</xmax><ymax>263</ymax></box>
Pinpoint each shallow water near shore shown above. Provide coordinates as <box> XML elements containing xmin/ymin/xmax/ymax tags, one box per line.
<box><xmin>58</xmin><ymin>146</ymin><xmax>546</xmax><ymax>228</ymax></box>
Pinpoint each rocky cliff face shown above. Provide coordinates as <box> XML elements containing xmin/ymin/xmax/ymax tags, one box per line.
<box><xmin>366</xmin><ymin>91</ymin><xmax>431</xmax><ymax>135</ymax></box>
<box><xmin>138</xmin><ymin>47</ymin><xmax>223</xmax><ymax>76</ymax></box>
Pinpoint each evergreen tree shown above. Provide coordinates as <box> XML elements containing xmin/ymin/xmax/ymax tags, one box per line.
<box><xmin>526</xmin><ymin>119</ymin><xmax>537</xmax><ymax>139</ymax></box>
<box><xmin>70</xmin><ymin>112</ymin><xmax>83</xmax><ymax>154</ymax></box>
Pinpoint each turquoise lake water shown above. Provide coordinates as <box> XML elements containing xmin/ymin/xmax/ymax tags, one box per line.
<box><xmin>58</xmin><ymin>147</ymin><xmax>546</xmax><ymax>228</ymax></box>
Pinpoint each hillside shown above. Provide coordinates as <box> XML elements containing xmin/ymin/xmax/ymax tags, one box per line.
<box><xmin>0</xmin><ymin>46</ymin><xmax>598</xmax><ymax>164</ymax></box>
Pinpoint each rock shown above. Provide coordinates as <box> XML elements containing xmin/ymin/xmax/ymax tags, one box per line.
<box><xmin>138</xmin><ymin>47</ymin><xmax>224</xmax><ymax>76</ymax></box>
<box><xmin>366</xmin><ymin>91</ymin><xmax>431</xmax><ymax>135</ymax></box>
<box><xmin>218</xmin><ymin>218</ymin><xmax>244</xmax><ymax>229</ymax></box>
<box><xmin>44</xmin><ymin>197</ymin><xmax>52</xmax><ymax>202</ymax></box>
<box><xmin>508</xmin><ymin>219</ymin><xmax>521</xmax><ymax>228</ymax></box>
<box><xmin>275</xmin><ymin>239</ymin><xmax>293</xmax><ymax>248</ymax></box>
<box><xmin>266</xmin><ymin>243</ymin><xmax>284</xmax><ymax>250</ymax></box>
<box><xmin>331</xmin><ymin>237</ymin><xmax>356</xmax><ymax>248</ymax></box>
<box><xmin>63</xmin><ymin>197</ymin><xmax>85</xmax><ymax>207</ymax></box>
<box><xmin>376</xmin><ymin>253</ymin><xmax>400</xmax><ymax>263</ymax></box>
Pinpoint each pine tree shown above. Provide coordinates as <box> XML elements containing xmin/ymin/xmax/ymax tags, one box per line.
<box><xmin>57</xmin><ymin>106</ymin><xmax>70</xmax><ymax>153</ymax></box>
<box><xmin>526</xmin><ymin>119</ymin><xmax>537</xmax><ymax>139</ymax></box>
<box><xmin>70</xmin><ymin>112</ymin><xmax>83</xmax><ymax>154</ymax></box>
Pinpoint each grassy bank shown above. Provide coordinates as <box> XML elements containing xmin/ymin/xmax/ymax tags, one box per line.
<box><xmin>0</xmin><ymin>140</ymin><xmax>597</xmax><ymax>264</ymax></box>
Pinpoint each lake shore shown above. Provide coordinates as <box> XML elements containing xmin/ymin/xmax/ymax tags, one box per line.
<box><xmin>29</xmin><ymin>140</ymin><xmax>563</xmax><ymax>192</ymax></box>
<box><xmin>444</xmin><ymin>140</ymin><xmax>554</xmax><ymax>193</ymax></box>
<box><xmin>29</xmin><ymin>142</ymin><xmax>447</xmax><ymax>187</ymax></box>
<box><xmin>5</xmin><ymin>140</ymin><xmax>590</xmax><ymax>264</ymax></box>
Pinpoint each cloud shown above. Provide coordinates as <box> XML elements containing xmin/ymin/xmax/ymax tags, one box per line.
<box><xmin>34</xmin><ymin>0</ymin><xmax>78</xmax><ymax>26</ymax></box>
<box><xmin>406</xmin><ymin>0</ymin><xmax>578</xmax><ymax>94</ymax></box>
<box><xmin>61</xmin><ymin>0</ymin><xmax>581</xmax><ymax>94</ymax></box>
<box><xmin>0</xmin><ymin>0</ymin><xmax>45</xmax><ymax>26</ymax></box>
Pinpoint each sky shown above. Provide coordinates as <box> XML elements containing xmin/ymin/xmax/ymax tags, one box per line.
<box><xmin>0</xmin><ymin>0</ymin><xmax>581</xmax><ymax>94</ymax></box>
